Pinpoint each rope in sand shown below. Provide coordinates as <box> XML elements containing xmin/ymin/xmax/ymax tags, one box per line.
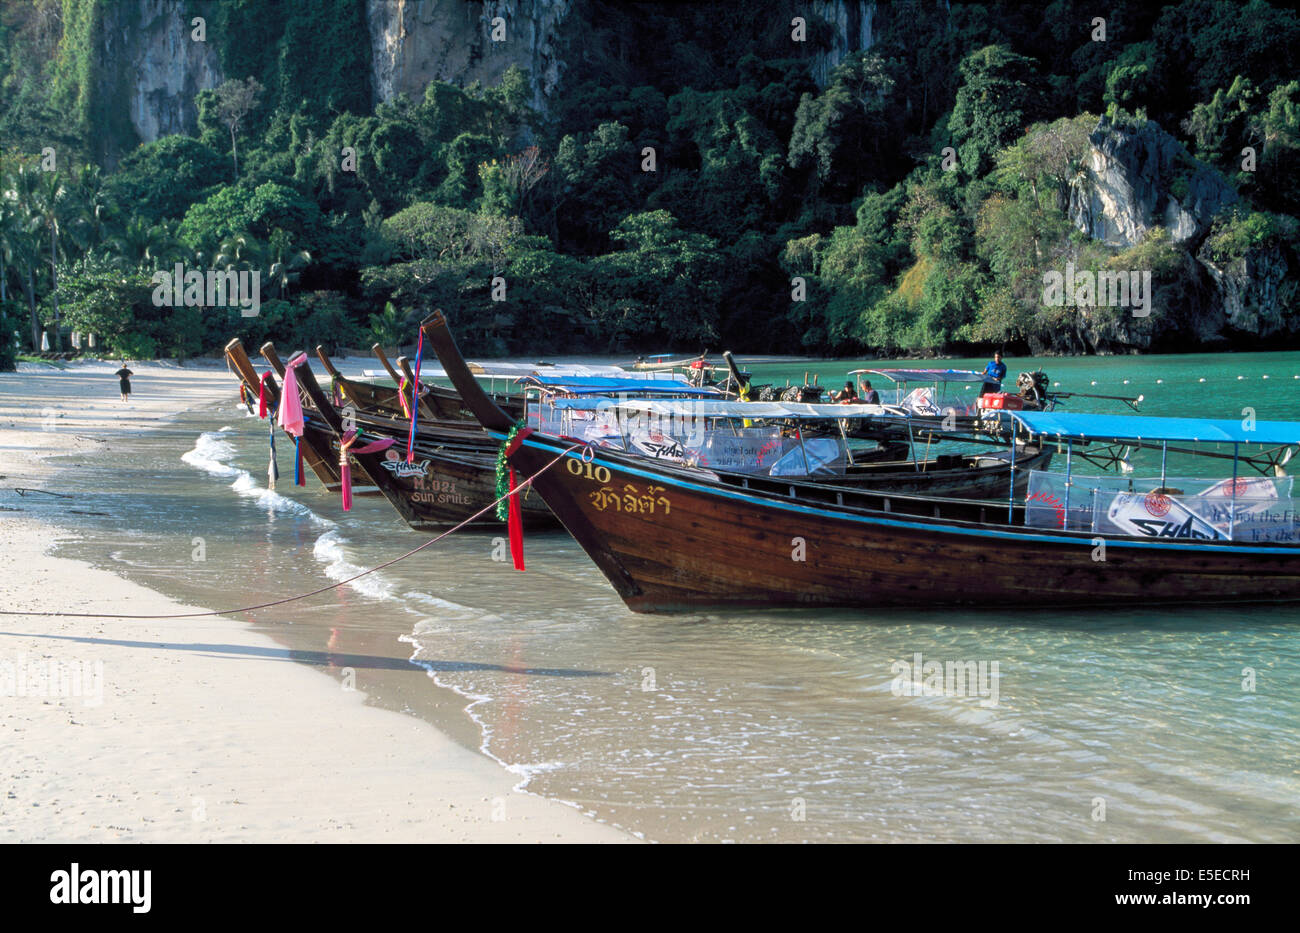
<box><xmin>0</xmin><ymin>442</ymin><xmax>582</xmax><ymax>620</ymax></box>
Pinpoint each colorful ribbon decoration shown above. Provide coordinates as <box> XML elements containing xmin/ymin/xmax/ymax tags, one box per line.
<box><xmin>267</xmin><ymin>413</ymin><xmax>279</xmax><ymax>490</ymax></box>
<box><xmin>258</xmin><ymin>371</ymin><xmax>274</xmax><ymax>419</ymax></box>
<box><xmin>397</xmin><ymin>377</ymin><xmax>412</xmax><ymax>418</ymax></box>
<box><xmin>406</xmin><ymin>330</ymin><xmax>424</xmax><ymax>463</ymax></box>
<box><xmin>507</xmin><ymin>466</ymin><xmax>525</xmax><ymax>571</ymax></box>
<box><xmin>502</xmin><ymin>426</ymin><xmax>534</xmax><ymax>571</ymax></box>
<box><xmin>337</xmin><ymin>430</ymin><xmax>395</xmax><ymax>510</ymax></box>
<box><xmin>279</xmin><ymin>353</ymin><xmax>307</xmax><ymax>486</ymax></box>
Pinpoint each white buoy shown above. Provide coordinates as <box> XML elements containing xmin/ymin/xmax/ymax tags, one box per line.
<box><xmin>1263</xmin><ymin>375</ymin><xmax>1269</xmax><ymax>379</ymax></box>
<box><xmin>1090</xmin><ymin>381</ymin><xmax>1097</xmax><ymax>386</ymax></box>
<box><xmin>1123</xmin><ymin>379</ymin><xmax>1130</xmax><ymax>384</ymax></box>
<box><xmin>1053</xmin><ymin>382</ymin><xmax>1060</xmax><ymax>387</ymax></box>
<box><xmin>1238</xmin><ymin>375</ymin><xmax>1245</xmax><ymax>380</ymax></box>
<box><xmin>1156</xmin><ymin>379</ymin><xmax>1163</xmax><ymax>384</ymax></box>
<box><xmin>1199</xmin><ymin>377</ymin><xmax>1206</xmax><ymax>382</ymax></box>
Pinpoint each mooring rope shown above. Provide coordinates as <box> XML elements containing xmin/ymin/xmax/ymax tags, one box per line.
<box><xmin>0</xmin><ymin>441</ymin><xmax>582</xmax><ymax>620</ymax></box>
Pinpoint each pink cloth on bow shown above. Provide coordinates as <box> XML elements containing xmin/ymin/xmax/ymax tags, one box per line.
<box><xmin>277</xmin><ymin>353</ymin><xmax>307</xmax><ymax>437</ymax></box>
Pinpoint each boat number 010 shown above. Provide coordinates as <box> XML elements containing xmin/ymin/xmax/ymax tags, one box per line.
<box><xmin>567</xmin><ymin>458</ymin><xmax>611</xmax><ymax>483</ymax></box>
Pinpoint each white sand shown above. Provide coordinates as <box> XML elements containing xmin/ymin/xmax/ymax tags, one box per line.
<box><xmin>0</xmin><ymin>359</ymin><xmax>633</xmax><ymax>842</ymax></box>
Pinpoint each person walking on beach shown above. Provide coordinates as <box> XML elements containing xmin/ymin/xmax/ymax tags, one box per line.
<box><xmin>115</xmin><ymin>363</ymin><xmax>134</xmax><ymax>402</ymax></box>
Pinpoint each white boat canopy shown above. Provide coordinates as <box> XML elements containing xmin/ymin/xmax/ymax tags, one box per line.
<box><xmin>543</xmin><ymin>396</ymin><xmax>891</xmax><ymax>420</ymax></box>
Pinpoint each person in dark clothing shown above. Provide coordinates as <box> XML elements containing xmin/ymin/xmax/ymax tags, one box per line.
<box><xmin>115</xmin><ymin>364</ymin><xmax>134</xmax><ymax>402</ymax></box>
<box><xmin>858</xmin><ymin>379</ymin><xmax>881</xmax><ymax>404</ymax></box>
<box><xmin>832</xmin><ymin>380</ymin><xmax>859</xmax><ymax>403</ymax></box>
<box><xmin>980</xmin><ymin>351</ymin><xmax>1006</xmax><ymax>397</ymax></box>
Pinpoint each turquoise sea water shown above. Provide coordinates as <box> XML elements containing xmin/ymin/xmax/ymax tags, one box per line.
<box><xmin>29</xmin><ymin>350</ymin><xmax>1300</xmax><ymax>842</ymax></box>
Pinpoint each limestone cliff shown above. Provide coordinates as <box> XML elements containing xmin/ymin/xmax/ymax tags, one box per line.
<box><xmin>366</xmin><ymin>0</ymin><xmax>571</xmax><ymax>110</ymax></box>
<box><xmin>1062</xmin><ymin>116</ymin><xmax>1298</xmax><ymax>350</ymax></box>
<box><xmin>98</xmin><ymin>0</ymin><xmax>223</xmax><ymax>163</ymax></box>
<box><xmin>1068</xmin><ymin>116</ymin><xmax>1237</xmax><ymax>249</ymax></box>
<box><xmin>808</xmin><ymin>0</ymin><xmax>874</xmax><ymax>85</ymax></box>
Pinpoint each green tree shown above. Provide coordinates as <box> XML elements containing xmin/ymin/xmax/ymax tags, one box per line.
<box><xmin>948</xmin><ymin>45</ymin><xmax>1047</xmax><ymax>179</ymax></box>
<box><xmin>103</xmin><ymin>136</ymin><xmax>229</xmax><ymax>222</ymax></box>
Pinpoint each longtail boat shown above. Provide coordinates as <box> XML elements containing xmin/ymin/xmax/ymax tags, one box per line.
<box><xmin>424</xmin><ymin>310</ymin><xmax>1300</xmax><ymax>612</ymax></box>
<box><xmin>226</xmin><ymin>338</ymin><xmax>554</xmax><ymax>529</ymax></box>
<box><xmin>225</xmin><ymin>338</ymin><xmax>355</xmax><ymax>490</ymax></box>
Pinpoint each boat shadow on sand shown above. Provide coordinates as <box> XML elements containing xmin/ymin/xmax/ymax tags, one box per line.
<box><xmin>0</xmin><ymin>631</ymin><xmax>610</xmax><ymax>678</ymax></box>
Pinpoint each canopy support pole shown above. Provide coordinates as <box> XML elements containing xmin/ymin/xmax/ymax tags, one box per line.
<box><xmin>1160</xmin><ymin>441</ymin><xmax>1168</xmax><ymax>487</ymax></box>
<box><xmin>1007</xmin><ymin>429</ymin><xmax>1018</xmax><ymax>523</ymax></box>
<box><xmin>1230</xmin><ymin>442</ymin><xmax>1240</xmax><ymax>540</ymax></box>
<box><xmin>1063</xmin><ymin>439</ymin><xmax>1073</xmax><ymax>528</ymax></box>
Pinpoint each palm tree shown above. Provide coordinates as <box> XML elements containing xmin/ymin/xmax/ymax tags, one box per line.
<box><xmin>5</xmin><ymin>163</ymin><xmax>47</xmax><ymax>348</ymax></box>
<box><xmin>109</xmin><ymin>216</ymin><xmax>180</xmax><ymax>271</ymax></box>
<box><xmin>33</xmin><ymin>170</ymin><xmax>77</xmax><ymax>350</ymax></box>
<box><xmin>214</xmin><ymin>233</ymin><xmax>262</xmax><ymax>271</ymax></box>
<box><xmin>265</xmin><ymin>229</ymin><xmax>311</xmax><ymax>298</ymax></box>
<box><xmin>0</xmin><ymin>197</ymin><xmax>14</xmax><ymax>307</ymax></box>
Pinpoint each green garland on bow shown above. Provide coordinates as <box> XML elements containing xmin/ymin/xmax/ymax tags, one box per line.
<box><xmin>495</xmin><ymin>417</ymin><xmax>528</xmax><ymax>520</ymax></box>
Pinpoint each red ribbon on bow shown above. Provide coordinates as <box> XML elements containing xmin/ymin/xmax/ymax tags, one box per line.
<box><xmin>507</xmin><ymin>467</ymin><xmax>525</xmax><ymax>571</ymax></box>
<box><xmin>258</xmin><ymin>371</ymin><xmax>274</xmax><ymax>419</ymax></box>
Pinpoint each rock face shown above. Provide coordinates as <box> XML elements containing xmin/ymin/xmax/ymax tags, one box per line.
<box><xmin>1199</xmin><ymin>242</ymin><xmax>1297</xmax><ymax>338</ymax></box>
<box><xmin>105</xmin><ymin>0</ymin><xmax>870</xmax><ymax>159</ymax></box>
<box><xmin>100</xmin><ymin>0</ymin><xmax>223</xmax><ymax>159</ymax></box>
<box><xmin>809</xmin><ymin>0</ymin><xmax>874</xmax><ymax>85</ymax></box>
<box><xmin>1056</xmin><ymin>116</ymin><xmax>1300</xmax><ymax>350</ymax></box>
<box><xmin>366</xmin><ymin>0</ymin><xmax>571</xmax><ymax>110</ymax></box>
<box><xmin>1069</xmin><ymin>116</ymin><xmax>1237</xmax><ymax>249</ymax></box>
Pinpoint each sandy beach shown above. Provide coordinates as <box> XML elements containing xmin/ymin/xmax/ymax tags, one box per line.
<box><xmin>0</xmin><ymin>359</ymin><xmax>633</xmax><ymax>843</ymax></box>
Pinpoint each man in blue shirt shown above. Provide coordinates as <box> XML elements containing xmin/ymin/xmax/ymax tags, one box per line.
<box><xmin>981</xmin><ymin>351</ymin><xmax>1007</xmax><ymax>397</ymax></box>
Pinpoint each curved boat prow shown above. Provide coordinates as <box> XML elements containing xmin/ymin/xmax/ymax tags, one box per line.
<box><xmin>314</xmin><ymin>345</ymin><xmax>343</xmax><ymax>379</ymax></box>
<box><xmin>371</xmin><ymin>343</ymin><xmax>404</xmax><ymax>385</ymax></box>
<box><xmin>722</xmin><ymin>350</ymin><xmax>748</xmax><ymax>393</ymax></box>
<box><xmin>420</xmin><ymin>311</ymin><xmax>517</xmax><ymax>433</ymax></box>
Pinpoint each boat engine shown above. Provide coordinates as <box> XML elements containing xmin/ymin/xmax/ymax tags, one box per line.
<box><xmin>1016</xmin><ymin>370</ymin><xmax>1049</xmax><ymax>408</ymax></box>
<box><xmin>780</xmin><ymin>384</ymin><xmax>824</xmax><ymax>403</ymax></box>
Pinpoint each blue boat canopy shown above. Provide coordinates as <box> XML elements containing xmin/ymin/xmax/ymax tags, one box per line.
<box><xmin>1008</xmin><ymin>410</ymin><xmax>1300</xmax><ymax>445</ymax></box>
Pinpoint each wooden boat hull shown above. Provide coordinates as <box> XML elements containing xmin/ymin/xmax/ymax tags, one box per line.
<box><xmin>307</xmin><ymin>412</ymin><xmax>555</xmax><ymax>530</ymax></box>
<box><xmin>418</xmin><ymin>310</ymin><xmax>1300</xmax><ymax>612</ymax></box>
<box><xmin>507</xmin><ymin>433</ymin><xmax>1300</xmax><ymax>611</ymax></box>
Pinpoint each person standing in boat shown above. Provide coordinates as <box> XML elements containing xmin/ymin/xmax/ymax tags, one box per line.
<box><xmin>115</xmin><ymin>362</ymin><xmax>134</xmax><ymax>402</ymax></box>
<box><xmin>981</xmin><ymin>351</ymin><xmax>1007</xmax><ymax>397</ymax></box>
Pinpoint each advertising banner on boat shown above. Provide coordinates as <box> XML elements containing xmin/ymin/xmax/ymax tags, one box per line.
<box><xmin>1025</xmin><ymin>470</ymin><xmax>1298</xmax><ymax>541</ymax></box>
<box><xmin>767</xmin><ymin>438</ymin><xmax>847</xmax><ymax>476</ymax></box>
<box><xmin>1099</xmin><ymin>490</ymin><xmax>1228</xmax><ymax>540</ymax></box>
<box><xmin>686</xmin><ymin>428</ymin><xmax>785</xmax><ymax>473</ymax></box>
<box><xmin>629</xmin><ymin>432</ymin><xmax>687</xmax><ymax>461</ymax></box>
<box><xmin>1023</xmin><ymin>470</ymin><xmax>1096</xmax><ymax>531</ymax></box>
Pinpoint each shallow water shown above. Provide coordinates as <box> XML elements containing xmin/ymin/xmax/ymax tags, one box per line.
<box><xmin>28</xmin><ymin>351</ymin><xmax>1300</xmax><ymax>842</ymax></box>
